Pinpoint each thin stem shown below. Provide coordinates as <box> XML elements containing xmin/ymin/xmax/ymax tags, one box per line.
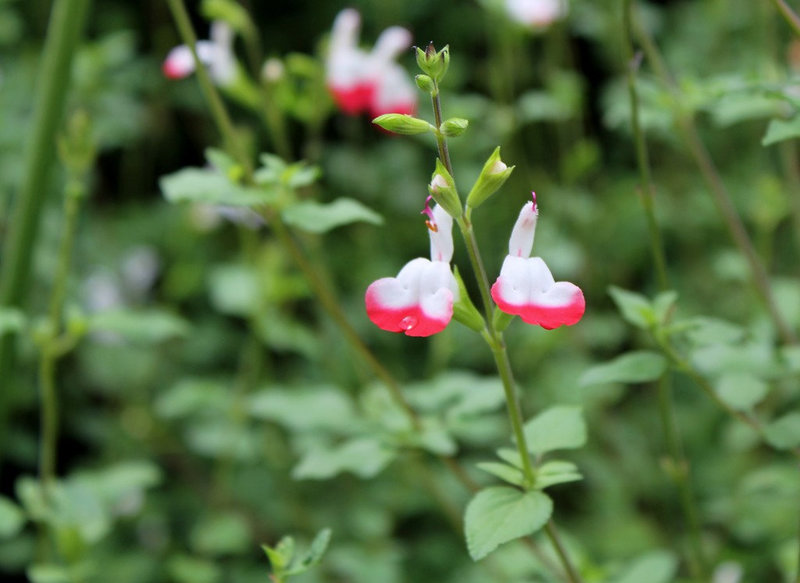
<box><xmin>622</xmin><ymin>0</ymin><xmax>669</xmax><ymax>291</ymax></box>
<box><xmin>40</xmin><ymin>178</ymin><xmax>86</xmax><ymax>490</ymax></box>
<box><xmin>772</xmin><ymin>0</ymin><xmax>800</xmax><ymax>36</ymax></box>
<box><xmin>166</xmin><ymin>0</ymin><xmax>252</xmax><ymax>177</ymax></box>
<box><xmin>431</xmin><ymin>83</ymin><xmax>583</xmax><ymax>583</ymax></box>
<box><xmin>544</xmin><ymin>521</ymin><xmax>583</xmax><ymax>583</ymax></box>
<box><xmin>623</xmin><ymin>2</ymin><xmax>707</xmax><ymax>578</ymax></box>
<box><xmin>0</xmin><ymin>0</ymin><xmax>90</xmax><ymax>462</ymax></box>
<box><xmin>632</xmin><ymin>16</ymin><xmax>798</xmax><ymax>345</ymax></box>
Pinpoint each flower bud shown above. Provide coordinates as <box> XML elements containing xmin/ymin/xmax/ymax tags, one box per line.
<box><xmin>440</xmin><ymin>117</ymin><xmax>469</xmax><ymax>137</ymax></box>
<box><xmin>415</xmin><ymin>74</ymin><xmax>435</xmax><ymax>93</ymax></box>
<box><xmin>452</xmin><ymin>267</ymin><xmax>485</xmax><ymax>332</ymax></box>
<box><xmin>372</xmin><ymin>113</ymin><xmax>434</xmax><ymax>135</ymax></box>
<box><xmin>428</xmin><ymin>160</ymin><xmax>462</xmax><ymax>218</ymax></box>
<box><xmin>466</xmin><ymin>146</ymin><xmax>515</xmax><ymax>209</ymax></box>
<box><xmin>415</xmin><ymin>43</ymin><xmax>450</xmax><ymax>82</ymax></box>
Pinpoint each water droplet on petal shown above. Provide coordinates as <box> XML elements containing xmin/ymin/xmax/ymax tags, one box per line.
<box><xmin>400</xmin><ymin>315</ymin><xmax>417</xmax><ymax>330</ymax></box>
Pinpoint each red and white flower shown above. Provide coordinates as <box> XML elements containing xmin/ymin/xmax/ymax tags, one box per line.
<box><xmin>163</xmin><ymin>21</ymin><xmax>236</xmax><ymax>85</ymax></box>
<box><xmin>365</xmin><ymin>204</ymin><xmax>458</xmax><ymax>337</ymax></box>
<box><xmin>491</xmin><ymin>195</ymin><xmax>584</xmax><ymax>329</ymax></box>
<box><xmin>326</xmin><ymin>9</ymin><xmax>416</xmax><ymax>117</ymax></box>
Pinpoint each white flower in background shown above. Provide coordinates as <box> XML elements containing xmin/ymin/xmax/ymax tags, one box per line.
<box><xmin>326</xmin><ymin>8</ymin><xmax>417</xmax><ymax>117</ymax></box>
<box><xmin>504</xmin><ymin>0</ymin><xmax>568</xmax><ymax>29</ymax></box>
<box><xmin>163</xmin><ymin>21</ymin><xmax>236</xmax><ymax>85</ymax></box>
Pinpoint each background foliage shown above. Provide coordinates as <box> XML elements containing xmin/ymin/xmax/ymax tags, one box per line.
<box><xmin>2</xmin><ymin>0</ymin><xmax>800</xmax><ymax>581</ymax></box>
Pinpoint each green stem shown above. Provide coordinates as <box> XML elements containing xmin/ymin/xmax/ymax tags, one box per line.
<box><xmin>622</xmin><ymin>0</ymin><xmax>669</xmax><ymax>291</ymax></box>
<box><xmin>655</xmin><ymin>376</ymin><xmax>707</xmax><ymax>579</ymax></box>
<box><xmin>632</xmin><ymin>15</ymin><xmax>798</xmax><ymax>345</ymax></box>
<box><xmin>772</xmin><ymin>0</ymin><xmax>800</xmax><ymax>36</ymax></box>
<box><xmin>431</xmin><ymin>84</ymin><xmax>583</xmax><ymax>583</ymax></box>
<box><xmin>544</xmin><ymin>521</ymin><xmax>583</xmax><ymax>583</ymax></box>
<box><xmin>0</xmin><ymin>0</ymin><xmax>90</xmax><ymax>462</ymax></box>
<box><xmin>166</xmin><ymin>0</ymin><xmax>252</xmax><ymax>177</ymax></box>
<box><xmin>40</xmin><ymin>179</ymin><xmax>86</xmax><ymax>490</ymax></box>
<box><xmin>623</xmin><ymin>3</ymin><xmax>707</xmax><ymax>578</ymax></box>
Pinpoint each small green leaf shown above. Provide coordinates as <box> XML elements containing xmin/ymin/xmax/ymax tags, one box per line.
<box><xmin>27</xmin><ymin>564</ymin><xmax>71</xmax><ymax>583</ymax></box>
<box><xmin>523</xmin><ymin>406</ymin><xmax>587</xmax><ymax>456</ymax></box>
<box><xmin>0</xmin><ymin>495</ymin><xmax>25</xmax><ymax>538</ymax></box>
<box><xmin>285</xmin><ymin>528</ymin><xmax>332</xmax><ymax>575</ymax></box>
<box><xmin>160</xmin><ymin>168</ymin><xmax>275</xmax><ymax>207</ymax></box>
<box><xmin>652</xmin><ymin>291</ymin><xmax>678</xmax><ymax>324</ymax></box>
<box><xmin>0</xmin><ymin>308</ymin><xmax>25</xmax><ymax>335</ymax></box>
<box><xmin>496</xmin><ymin>448</ymin><xmax>525</xmax><ymax>469</ymax></box>
<box><xmin>764</xmin><ymin>412</ymin><xmax>800</xmax><ymax>450</ymax></box>
<box><xmin>281</xmin><ymin>198</ymin><xmax>383</xmax><ymax>233</ymax></box>
<box><xmin>534</xmin><ymin>460</ymin><xmax>583</xmax><ymax>490</ymax></box>
<box><xmin>608</xmin><ymin>286</ymin><xmax>656</xmax><ymax>329</ymax></box>
<box><xmin>88</xmin><ymin>308</ymin><xmax>189</xmax><ymax>344</ymax></box>
<box><xmin>609</xmin><ymin>550</ymin><xmax>678</xmax><ymax>583</ymax></box>
<box><xmin>580</xmin><ymin>351</ymin><xmax>668</xmax><ymax>386</ymax></box>
<box><xmin>475</xmin><ymin>462</ymin><xmax>525</xmax><ymax>487</ymax></box>
<box><xmin>464</xmin><ymin>487</ymin><xmax>553</xmax><ymax>561</ymax></box>
<box><xmin>763</xmin><ymin>116</ymin><xmax>800</xmax><ymax>146</ymax></box>
<box><xmin>190</xmin><ymin>512</ymin><xmax>251</xmax><ymax>556</ymax></box>
<box><xmin>714</xmin><ymin>373</ymin><xmax>769</xmax><ymax>411</ymax></box>
<box><xmin>292</xmin><ymin>438</ymin><xmax>396</xmax><ymax>480</ymax></box>
<box><xmin>262</xmin><ymin>535</ymin><xmax>294</xmax><ymax>572</ymax></box>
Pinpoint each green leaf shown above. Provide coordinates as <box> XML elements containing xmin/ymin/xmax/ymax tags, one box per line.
<box><xmin>475</xmin><ymin>462</ymin><xmax>525</xmax><ymax>487</ymax></box>
<box><xmin>496</xmin><ymin>448</ymin><xmax>525</xmax><ymax>469</ymax></box>
<box><xmin>464</xmin><ymin>487</ymin><xmax>553</xmax><ymax>561</ymax></box>
<box><xmin>88</xmin><ymin>308</ymin><xmax>189</xmax><ymax>344</ymax></box>
<box><xmin>0</xmin><ymin>308</ymin><xmax>25</xmax><ymax>334</ymax></box>
<box><xmin>262</xmin><ymin>535</ymin><xmax>294</xmax><ymax>572</ymax></box>
<box><xmin>523</xmin><ymin>406</ymin><xmax>587</xmax><ymax>456</ymax></box>
<box><xmin>292</xmin><ymin>438</ymin><xmax>397</xmax><ymax>480</ymax></box>
<box><xmin>190</xmin><ymin>512</ymin><xmax>251</xmax><ymax>556</ymax></box>
<box><xmin>27</xmin><ymin>564</ymin><xmax>71</xmax><ymax>583</ymax></box>
<box><xmin>281</xmin><ymin>198</ymin><xmax>383</xmax><ymax>233</ymax></box>
<box><xmin>0</xmin><ymin>495</ymin><xmax>25</xmax><ymax>538</ymax></box>
<box><xmin>284</xmin><ymin>528</ymin><xmax>332</xmax><ymax>576</ymax></box>
<box><xmin>580</xmin><ymin>351</ymin><xmax>668</xmax><ymax>386</ymax></box>
<box><xmin>160</xmin><ymin>168</ymin><xmax>276</xmax><ymax>207</ymax></box>
<box><xmin>763</xmin><ymin>116</ymin><xmax>800</xmax><ymax>146</ymax></box>
<box><xmin>247</xmin><ymin>385</ymin><xmax>358</xmax><ymax>433</ymax></box>
<box><xmin>167</xmin><ymin>555</ymin><xmax>221</xmax><ymax>583</ymax></box>
<box><xmin>714</xmin><ymin>373</ymin><xmax>769</xmax><ymax>411</ymax></box>
<box><xmin>609</xmin><ymin>550</ymin><xmax>678</xmax><ymax>583</ymax></box>
<box><xmin>652</xmin><ymin>291</ymin><xmax>678</xmax><ymax>324</ymax></box>
<box><xmin>764</xmin><ymin>412</ymin><xmax>800</xmax><ymax>450</ymax></box>
<box><xmin>207</xmin><ymin>264</ymin><xmax>259</xmax><ymax>317</ymax></box>
<box><xmin>534</xmin><ymin>460</ymin><xmax>583</xmax><ymax>490</ymax></box>
<box><xmin>608</xmin><ymin>286</ymin><xmax>656</xmax><ymax>329</ymax></box>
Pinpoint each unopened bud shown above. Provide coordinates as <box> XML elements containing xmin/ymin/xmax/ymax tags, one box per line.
<box><xmin>466</xmin><ymin>146</ymin><xmax>514</xmax><ymax>209</ymax></box>
<box><xmin>428</xmin><ymin>160</ymin><xmax>462</xmax><ymax>218</ymax></box>
<box><xmin>415</xmin><ymin>43</ymin><xmax>450</xmax><ymax>82</ymax></box>
<box><xmin>440</xmin><ymin>117</ymin><xmax>469</xmax><ymax>137</ymax></box>
<box><xmin>415</xmin><ymin>74</ymin><xmax>435</xmax><ymax>93</ymax></box>
<box><xmin>373</xmin><ymin>113</ymin><xmax>434</xmax><ymax>135</ymax></box>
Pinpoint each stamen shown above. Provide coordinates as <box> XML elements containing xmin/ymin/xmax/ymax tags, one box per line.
<box><xmin>421</xmin><ymin>194</ymin><xmax>437</xmax><ymax>231</ymax></box>
<box><xmin>531</xmin><ymin>191</ymin><xmax>538</xmax><ymax>212</ymax></box>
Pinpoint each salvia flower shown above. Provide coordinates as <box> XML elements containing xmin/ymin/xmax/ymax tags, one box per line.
<box><xmin>163</xmin><ymin>21</ymin><xmax>236</xmax><ymax>85</ymax></box>
<box><xmin>504</xmin><ymin>0</ymin><xmax>568</xmax><ymax>30</ymax></box>
<box><xmin>326</xmin><ymin>9</ymin><xmax>417</xmax><ymax>117</ymax></box>
<box><xmin>365</xmin><ymin>203</ymin><xmax>458</xmax><ymax>336</ymax></box>
<box><xmin>491</xmin><ymin>194</ymin><xmax>585</xmax><ymax>329</ymax></box>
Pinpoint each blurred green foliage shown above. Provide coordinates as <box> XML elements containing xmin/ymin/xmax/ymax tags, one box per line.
<box><xmin>2</xmin><ymin>0</ymin><xmax>800</xmax><ymax>581</ymax></box>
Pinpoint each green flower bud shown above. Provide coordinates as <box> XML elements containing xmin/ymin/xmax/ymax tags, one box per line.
<box><xmin>372</xmin><ymin>113</ymin><xmax>435</xmax><ymax>135</ymax></box>
<box><xmin>440</xmin><ymin>117</ymin><xmax>469</xmax><ymax>138</ymax></box>
<box><xmin>428</xmin><ymin>159</ymin><xmax>463</xmax><ymax>218</ymax></box>
<box><xmin>415</xmin><ymin>43</ymin><xmax>450</xmax><ymax>82</ymax></box>
<box><xmin>466</xmin><ymin>146</ymin><xmax>515</xmax><ymax>209</ymax></box>
<box><xmin>415</xmin><ymin>74</ymin><xmax>435</xmax><ymax>93</ymax></box>
<box><xmin>452</xmin><ymin>267</ymin><xmax>485</xmax><ymax>332</ymax></box>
